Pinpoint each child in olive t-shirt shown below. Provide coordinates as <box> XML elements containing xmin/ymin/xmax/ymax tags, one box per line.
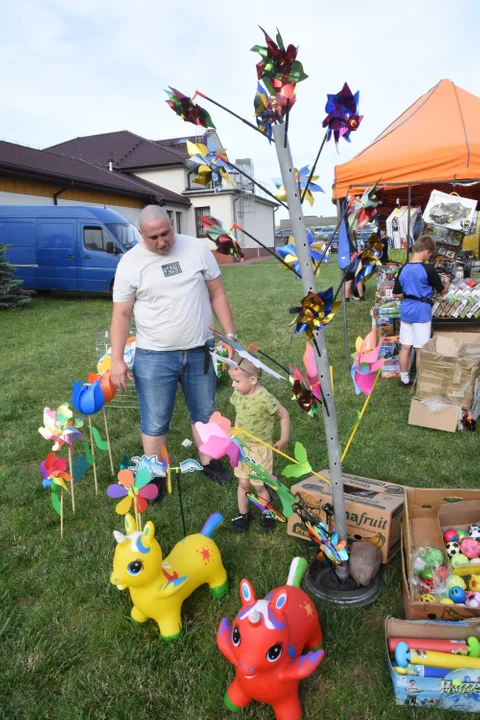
<box><xmin>228</xmin><ymin>356</ymin><xmax>289</xmax><ymax>533</ymax></box>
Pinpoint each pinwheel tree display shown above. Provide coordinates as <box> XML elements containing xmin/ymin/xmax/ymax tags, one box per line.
<box><xmin>167</xmin><ymin>27</ymin><xmax>381</xmax><ymax>605</ymax></box>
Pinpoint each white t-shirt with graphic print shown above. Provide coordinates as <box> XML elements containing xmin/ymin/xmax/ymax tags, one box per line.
<box><xmin>113</xmin><ymin>234</ymin><xmax>220</xmax><ymax>351</ymax></box>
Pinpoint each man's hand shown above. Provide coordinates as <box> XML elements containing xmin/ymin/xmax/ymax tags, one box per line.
<box><xmin>217</xmin><ymin>341</ymin><xmax>234</xmax><ymax>360</ymax></box>
<box><xmin>111</xmin><ymin>360</ymin><xmax>133</xmax><ymax>391</ymax></box>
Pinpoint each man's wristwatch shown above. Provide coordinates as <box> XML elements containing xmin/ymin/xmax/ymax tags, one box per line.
<box><xmin>225</xmin><ymin>333</ymin><xmax>238</xmax><ymax>340</ymax></box>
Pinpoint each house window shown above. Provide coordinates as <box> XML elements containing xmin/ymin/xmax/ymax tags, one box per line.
<box><xmin>175</xmin><ymin>212</ymin><xmax>182</xmax><ymax>234</ymax></box>
<box><xmin>84</xmin><ymin>226</ymin><xmax>110</xmax><ymax>252</ymax></box>
<box><xmin>195</xmin><ymin>207</ymin><xmax>211</xmax><ymax>237</ymax></box>
<box><xmin>166</xmin><ymin>210</ymin><xmax>173</xmax><ymax>220</ymax></box>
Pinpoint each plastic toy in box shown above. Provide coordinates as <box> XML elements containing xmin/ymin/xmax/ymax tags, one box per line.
<box><xmin>379</xmin><ymin>336</ymin><xmax>401</xmax><ymax>378</ymax></box>
<box><xmin>376</xmin><ymin>265</ymin><xmax>400</xmax><ymax>304</ymax></box>
<box><xmin>432</xmin><ymin>279</ymin><xmax>480</xmax><ymax>319</ymax></box>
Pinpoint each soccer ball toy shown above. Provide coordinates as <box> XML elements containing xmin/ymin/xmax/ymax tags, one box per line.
<box><xmin>445</xmin><ymin>541</ymin><xmax>460</xmax><ymax>558</ymax></box>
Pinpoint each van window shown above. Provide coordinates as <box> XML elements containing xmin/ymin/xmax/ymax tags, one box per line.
<box><xmin>84</xmin><ymin>227</ymin><xmax>111</xmax><ymax>252</ymax></box>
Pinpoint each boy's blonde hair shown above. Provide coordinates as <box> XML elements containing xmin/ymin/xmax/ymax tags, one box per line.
<box><xmin>233</xmin><ymin>352</ymin><xmax>261</xmax><ymax>378</ymax></box>
<box><xmin>414</xmin><ymin>235</ymin><xmax>436</xmax><ymax>254</ymax></box>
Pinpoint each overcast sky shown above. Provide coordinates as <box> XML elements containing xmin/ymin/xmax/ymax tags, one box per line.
<box><xmin>2</xmin><ymin>0</ymin><xmax>479</xmax><ymax>219</ymax></box>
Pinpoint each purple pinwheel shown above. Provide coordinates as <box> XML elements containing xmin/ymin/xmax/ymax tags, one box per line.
<box><xmin>322</xmin><ymin>83</ymin><xmax>363</xmax><ymax>149</ymax></box>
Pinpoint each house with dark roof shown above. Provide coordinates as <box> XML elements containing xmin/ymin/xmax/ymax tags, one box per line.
<box><xmin>46</xmin><ymin>129</ymin><xmax>278</xmax><ymax>257</ymax></box>
<box><xmin>0</xmin><ymin>138</ymin><xmax>190</xmax><ymax>227</ymax></box>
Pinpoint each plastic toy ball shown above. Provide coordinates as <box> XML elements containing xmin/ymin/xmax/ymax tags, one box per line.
<box><xmin>443</xmin><ymin>528</ymin><xmax>459</xmax><ymax>544</ymax></box>
<box><xmin>424</xmin><ymin>548</ymin><xmax>444</xmax><ymax>567</ymax></box>
<box><xmin>446</xmin><ymin>575</ymin><xmax>466</xmax><ymax>590</ymax></box>
<box><xmin>465</xmin><ymin>592</ymin><xmax>480</xmax><ymax>609</ymax></box>
<box><xmin>419</xmin><ymin>594</ymin><xmax>436</xmax><ymax>603</ymax></box>
<box><xmin>420</xmin><ymin>567</ymin><xmax>434</xmax><ymax>581</ymax></box>
<box><xmin>460</xmin><ymin>537</ymin><xmax>480</xmax><ymax>560</ymax></box>
<box><xmin>440</xmin><ymin>598</ymin><xmax>455</xmax><ymax>605</ymax></box>
<box><xmin>436</xmin><ymin>566</ymin><xmax>449</xmax><ymax>582</ymax></box>
<box><xmin>445</xmin><ymin>541</ymin><xmax>460</xmax><ymax>558</ymax></box>
<box><xmin>451</xmin><ymin>553</ymin><xmax>470</xmax><ymax>568</ymax></box>
<box><xmin>457</xmin><ymin>528</ymin><xmax>468</xmax><ymax>540</ymax></box>
<box><xmin>468</xmin><ymin>574</ymin><xmax>480</xmax><ymax>591</ymax></box>
<box><xmin>449</xmin><ymin>586</ymin><xmax>467</xmax><ymax>604</ymax></box>
<box><xmin>412</xmin><ymin>556</ymin><xmax>428</xmax><ymax>575</ymax></box>
<box><xmin>469</xmin><ymin>524</ymin><xmax>480</xmax><ymax>543</ymax></box>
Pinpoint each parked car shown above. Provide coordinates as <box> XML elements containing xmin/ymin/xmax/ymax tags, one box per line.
<box><xmin>1</xmin><ymin>205</ymin><xmax>141</xmax><ymax>293</ymax></box>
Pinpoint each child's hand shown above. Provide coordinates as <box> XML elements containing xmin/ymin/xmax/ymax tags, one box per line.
<box><xmin>274</xmin><ymin>439</ymin><xmax>288</xmax><ymax>452</ymax></box>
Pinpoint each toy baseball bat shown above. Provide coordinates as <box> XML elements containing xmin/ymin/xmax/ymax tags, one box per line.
<box><xmin>395</xmin><ymin>642</ymin><xmax>480</xmax><ymax>671</ymax></box>
<box><xmin>389</xmin><ymin>638</ymin><xmax>468</xmax><ymax>655</ymax></box>
<box><xmin>394</xmin><ymin>664</ymin><xmax>449</xmax><ymax>678</ymax></box>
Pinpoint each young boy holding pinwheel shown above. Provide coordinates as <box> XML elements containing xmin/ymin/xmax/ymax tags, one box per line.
<box><xmin>228</xmin><ymin>356</ymin><xmax>290</xmax><ymax>533</ymax></box>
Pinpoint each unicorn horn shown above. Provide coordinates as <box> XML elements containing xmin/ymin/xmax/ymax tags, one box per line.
<box><xmin>113</xmin><ymin>531</ymin><xmax>127</xmax><ymax>544</ymax></box>
<box><xmin>248</xmin><ymin>608</ymin><xmax>261</xmax><ymax>624</ymax></box>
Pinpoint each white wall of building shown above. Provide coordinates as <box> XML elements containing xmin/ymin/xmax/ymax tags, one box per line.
<box><xmin>135</xmin><ymin>167</ymin><xmax>187</xmax><ymax>196</ymax></box>
<box><xmin>236</xmin><ymin>200</ymin><xmax>275</xmax><ymax>252</ymax></box>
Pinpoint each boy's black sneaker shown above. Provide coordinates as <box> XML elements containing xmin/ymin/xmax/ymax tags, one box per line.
<box><xmin>260</xmin><ymin>514</ymin><xmax>276</xmax><ymax>533</ymax></box>
<box><xmin>149</xmin><ymin>476</ymin><xmax>165</xmax><ymax>505</ymax></box>
<box><xmin>359</xmin><ymin>296</ymin><xmax>366</xmax><ymax>302</ymax></box>
<box><xmin>398</xmin><ymin>380</ymin><xmax>412</xmax><ymax>389</ymax></box>
<box><xmin>232</xmin><ymin>513</ymin><xmax>250</xmax><ymax>532</ymax></box>
<box><xmin>202</xmin><ymin>458</ymin><xmax>232</xmax><ymax>485</ymax></box>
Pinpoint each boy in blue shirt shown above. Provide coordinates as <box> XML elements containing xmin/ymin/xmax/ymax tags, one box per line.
<box><xmin>393</xmin><ymin>235</ymin><xmax>450</xmax><ymax>388</ymax></box>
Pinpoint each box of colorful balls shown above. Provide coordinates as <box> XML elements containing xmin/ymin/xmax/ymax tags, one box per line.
<box><xmin>386</xmin><ymin>616</ymin><xmax>480</xmax><ymax>712</ymax></box>
<box><xmin>439</xmin><ymin>501</ymin><xmax>480</xmax><ymax>579</ymax></box>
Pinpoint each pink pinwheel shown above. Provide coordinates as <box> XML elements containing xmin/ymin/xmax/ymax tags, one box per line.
<box><xmin>107</xmin><ymin>468</ymin><xmax>158</xmax><ymax>516</ymax></box>
<box><xmin>351</xmin><ymin>329</ymin><xmax>384</xmax><ymax>396</ymax></box>
<box><xmin>40</xmin><ymin>452</ymin><xmax>72</xmax><ymax>489</ymax></box>
<box><xmin>195</xmin><ymin>411</ymin><xmax>241</xmax><ymax>468</ymax></box>
<box><xmin>39</xmin><ymin>404</ymin><xmax>84</xmax><ymax>451</ymax></box>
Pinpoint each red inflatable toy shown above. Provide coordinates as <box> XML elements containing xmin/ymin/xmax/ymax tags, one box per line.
<box><xmin>217</xmin><ymin>557</ymin><xmax>324</xmax><ymax>720</ymax></box>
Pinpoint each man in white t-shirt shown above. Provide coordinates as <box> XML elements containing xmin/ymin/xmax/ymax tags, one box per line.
<box><xmin>111</xmin><ymin>205</ymin><xmax>236</xmax><ymax>486</ymax></box>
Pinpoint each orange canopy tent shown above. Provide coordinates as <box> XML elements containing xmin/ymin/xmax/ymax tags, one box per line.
<box><xmin>333</xmin><ymin>79</ymin><xmax>480</xmax><ymax>205</ymax></box>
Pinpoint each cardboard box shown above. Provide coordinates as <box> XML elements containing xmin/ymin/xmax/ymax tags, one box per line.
<box><xmin>386</xmin><ymin>616</ymin><xmax>480</xmax><ymax>711</ymax></box>
<box><xmin>438</xmin><ymin>501</ymin><xmax>480</xmax><ymax>577</ymax></box>
<box><xmin>286</xmin><ymin>471</ymin><xmax>404</xmax><ymax>563</ymax></box>
<box><xmin>408</xmin><ymin>398</ymin><xmax>460</xmax><ymax>433</ymax></box>
<box><xmin>403</xmin><ymin>487</ymin><xmax>480</xmax><ymax>576</ymax></box>
<box><xmin>416</xmin><ymin>335</ymin><xmax>480</xmax><ymax>408</ymax></box>
<box><xmin>401</xmin><ymin>533</ymin><xmax>480</xmax><ymax>620</ymax></box>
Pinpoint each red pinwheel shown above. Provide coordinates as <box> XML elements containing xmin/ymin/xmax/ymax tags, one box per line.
<box><xmin>199</xmin><ymin>216</ymin><xmax>244</xmax><ymax>260</ymax></box>
<box><xmin>165</xmin><ymin>87</ymin><xmax>216</xmax><ymax>128</ymax></box>
<box><xmin>251</xmin><ymin>28</ymin><xmax>307</xmax><ymax>96</ymax></box>
<box><xmin>107</xmin><ymin>468</ymin><xmax>158</xmax><ymax>516</ymax></box>
<box><xmin>323</xmin><ymin>83</ymin><xmax>363</xmax><ymax>149</ymax></box>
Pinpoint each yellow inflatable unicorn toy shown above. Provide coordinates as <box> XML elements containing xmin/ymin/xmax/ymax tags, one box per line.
<box><xmin>110</xmin><ymin>512</ymin><xmax>228</xmax><ymax>641</ymax></box>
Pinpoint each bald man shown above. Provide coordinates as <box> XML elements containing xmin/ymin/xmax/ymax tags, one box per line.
<box><xmin>111</xmin><ymin>205</ymin><xmax>236</xmax><ymax>486</ymax></box>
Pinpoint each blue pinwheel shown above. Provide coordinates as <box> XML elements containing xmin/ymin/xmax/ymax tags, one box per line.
<box><xmin>186</xmin><ymin>136</ymin><xmax>234</xmax><ymax>193</ymax></box>
<box><xmin>277</xmin><ymin>231</ymin><xmax>329</xmax><ymax>277</ymax></box>
<box><xmin>274</xmin><ymin>166</ymin><xmax>323</xmax><ymax>207</ymax></box>
<box><xmin>323</xmin><ymin>82</ymin><xmax>363</xmax><ymax>149</ymax></box>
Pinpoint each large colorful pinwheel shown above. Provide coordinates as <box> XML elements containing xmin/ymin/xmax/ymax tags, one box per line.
<box><xmin>194</xmin><ymin>411</ymin><xmax>243</xmax><ymax>468</ymax></box>
<box><xmin>346</xmin><ymin>182</ymin><xmax>382</xmax><ymax>232</ymax></box>
<box><xmin>39</xmin><ymin>404</ymin><xmax>84</xmax><ymax>451</ymax></box>
<box><xmin>186</xmin><ymin>137</ymin><xmax>233</xmax><ymax>193</ymax></box>
<box><xmin>277</xmin><ymin>231</ymin><xmax>327</xmax><ymax>276</ymax></box>
<box><xmin>289</xmin><ymin>343</ymin><xmax>322</xmax><ymax>419</ymax></box>
<box><xmin>351</xmin><ymin>329</ymin><xmax>384</xmax><ymax>396</ymax></box>
<box><xmin>274</xmin><ymin>166</ymin><xmax>323</xmax><ymax>207</ymax></box>
<box><xmin>107</xmin><ymin>468</ymin><xmax>159</xmax><ymax>516</ymax></box>
<box><xmin>198</xmin><ymin>216</ymin><xmax>244</xmax><ymax>260</ymax></box>
<box><xmin>251</xmin><ymin>28</ymin><xmax>307</xmax><ymax>95</ymax></box>
<box><xmin>353</xmin><ymin>234</ymin><xmax>383</xmax><ymax>286</ymax></box>
<box><xmin>253</xmin><ymin>82</ymin><xmax>295</xmax><ymax>142</ymax></box>
<box><xmin>289</xmin><ymin>288</ymin><xmax>341</xmax><ymax>339</ymax></box>
<box><xmin>165</xmin><ymin>87</ymin><xmax>216</xmax><ymax>128</ymax></box>
<box><xmin>322</xmin><ymin>83</ymin><xmax>363</xmax><ymax>148</ymax></box>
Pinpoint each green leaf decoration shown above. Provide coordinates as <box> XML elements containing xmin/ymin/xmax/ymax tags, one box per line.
<box><xmin>92</xmin><ymin>427</ymin><xmax>109</xmax><ymax>451</ymax></box>
<box><xmin>51</xmin><ymin>491</ymin><xmax>62</xmax><ymax>516</ymax></box>
<box><xmin>293</xmin><ymin>442</ymin><xmax>311</xmax><ymax>470</ymax></box>
<box><xmin>83</xmin><ymin>441</ymin><xmax>94</xmax><ymax>464</ymax></box>
<box><xmin>281</xmin><ymin>464</ymin><xmax>309</xmax><ymax>479</ymax></box>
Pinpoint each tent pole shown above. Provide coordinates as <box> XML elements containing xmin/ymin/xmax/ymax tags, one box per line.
<box><xmin>338</xmin><ymin>199</ymin><xmax>350</xmax><ymax>370</ymax></box>
<box><xmin>406</xmin><ymin>184</ymin><xmax>412</xmax><ymax>261</ymax></box>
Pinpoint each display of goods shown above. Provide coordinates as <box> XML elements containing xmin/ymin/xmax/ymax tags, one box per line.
<box><xmin>432</xmin><ymin>279</ymin><xmax>480</xmax><ymax>319</ymax></box>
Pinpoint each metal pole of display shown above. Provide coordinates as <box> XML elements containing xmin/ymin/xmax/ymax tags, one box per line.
<box><xmin>272</xmin><ymin>123</ymin><xmax>348</xmax><ymax>576</ymax></box>
<box><xmin>338</xmin><ymin>199</ymin><xmax>350</xmax><ymax>371</ymax></box>
<box><xmin>406</xmin><ymin>184</ymin><xmax>412</xmax><ymax>262</ymax></box>
<box><xmin>273</xmin><ymin>123</ymin><xmax>382</xmax><ymax>605</ymax></box>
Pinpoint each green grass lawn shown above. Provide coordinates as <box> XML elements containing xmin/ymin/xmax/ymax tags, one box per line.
<box><xmin>1</xmin><ymin>263</ymin><xmax>477</xmax><ymax>719</ymax></box>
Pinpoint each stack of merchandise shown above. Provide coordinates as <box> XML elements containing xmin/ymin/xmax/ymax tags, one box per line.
<box><xmin>379</xmin><ymin>337</ymin><xmax>401</xmax><ymax>378</ymax></box>
<box><xmin>432</xmin><ymin>279</ymin><xmax>480</xmax><ymax>320</ymax></box>
<box><xmin>374</xmin><ymin>265</ymin><xmax>402</xmax><ymax>338</ymax></box>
